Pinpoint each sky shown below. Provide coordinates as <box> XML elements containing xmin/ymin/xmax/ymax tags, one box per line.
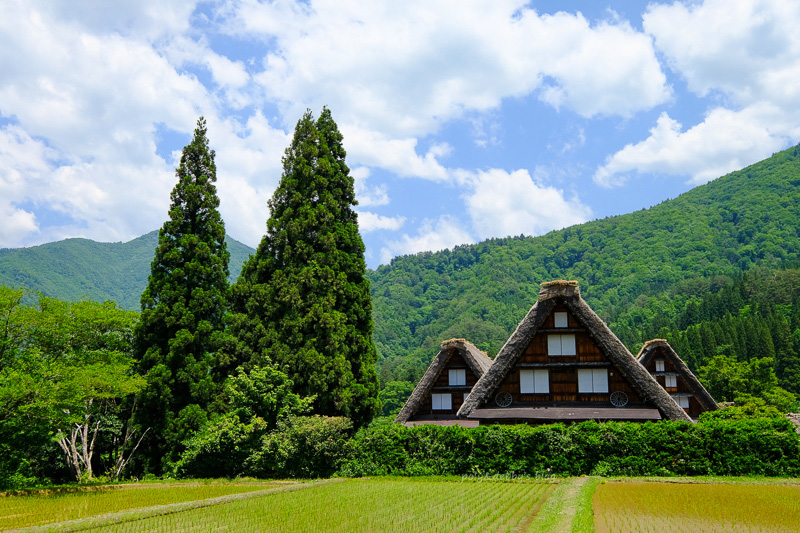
<box><xmin>1</xmin><ymin>0</ymin><xmax>799</xmax><ymax>269</ymax></box>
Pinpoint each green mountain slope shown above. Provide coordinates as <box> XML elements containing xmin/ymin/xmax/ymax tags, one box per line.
<box><xmin>0</xmin><ymin>231</ymin><xmax>255</xmax><ymax>310</ymax></box>
<box><xmin>369</xmin><ymin>145</ymin><xmax>800</xmax><ymax>382</ymax></box>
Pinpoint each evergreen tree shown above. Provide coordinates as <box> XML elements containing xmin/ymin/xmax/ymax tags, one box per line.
<box><xmin>134</xmin><ymin>118</ymin><xmax>230</xmax><ymax>473</ymax></box>
<box><xmin>230</xmin><ymin>108</ymin><xmax>379</xmax><ymax>427</ymax></box>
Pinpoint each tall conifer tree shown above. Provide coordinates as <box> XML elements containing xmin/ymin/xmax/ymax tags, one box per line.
<box><xmin>230</xmin><ymin>108</ymin><xmax>379</xmax><ymax>427</ymax></box>
<box><xmin>135</xmin><ymin>117</ymin><xmax>230</xmax><ymax>472</ymax></box>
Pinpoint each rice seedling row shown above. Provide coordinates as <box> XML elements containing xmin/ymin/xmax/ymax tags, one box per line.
<box><xmin>90</xmin><ymin>478</ymin><xmax>560</xmax><ymax>532</ymax></box>
<box><xmin>593</xmin><ymin>480</ymin><xmax>800</xmax><ymax>532</ymax></box>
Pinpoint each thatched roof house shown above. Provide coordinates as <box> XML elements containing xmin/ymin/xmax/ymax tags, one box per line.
<box><xmin>457</xmin><ymin>281</ymin><xmax>692</xmax><ymax>424</ymax></box>
<box><xmin>637</xmin><ymin>339</ymin><xmax>718</xmax><ymax>417</ymax></box>
<box><xmin>395</xmin><ymin>338</ymin><xmax>492</xmax><ymax>426</ymax></box>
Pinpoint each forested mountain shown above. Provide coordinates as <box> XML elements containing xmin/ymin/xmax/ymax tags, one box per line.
<box><xmin>0</xmin><ymin>231</ymin><xmax>254</xmax><ymax>310</ymax></box>
<box><xmin>2</xmin><ymin>146</ymin><xmax>800</xmax><ymax>388</ymax></box>
<box><xmin>370</xmin><ymin>145</ymin><xmax>800</xmax><ymax>383</ymax></box>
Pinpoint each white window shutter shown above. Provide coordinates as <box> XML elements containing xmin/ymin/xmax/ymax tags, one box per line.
<box><xmin>578</xmin><ymin>369</ymin><xmax>593</xmax><ymax>392</ymax></box>
<box><xmin>520</xmin><ymin>369</ymin><xmax>534</xmax><ymax>393</ymax></box>
<box><xmin>441</xmin><ymin>393</ymin><xmax>452</xmax><ymax>410</ymax></box>
<box><xmin>432</xmin><ymin>394</ymin><xmax>441</xmax><ymax>410</ymax></box>
<box><xmin>534</xmin><ymin>369</ymin><xmax>549</xmax><ymax>393</ymax></box>
<box><xmin>593</xmin><ymin>369</ymin><xmax>609</xmax><ymax>393</ymax></box>
<box><xmin>554</xmin><ymin>312</ymin><xmax>568</xmax><ymax>328</ymax></box>
<box><xmin>547</xmin><ymin>335</ymin><xmax>562</xmax><ymax>355</ymax></box>
<box><xmin>561</xmin><ymin>335</ymin><xmax>576</xmax><ymax>355</ymax></box>
<box><xmin>656</xmin><ymin>359</ymin><xmax>665</xmax><ymax>372</ymax></box>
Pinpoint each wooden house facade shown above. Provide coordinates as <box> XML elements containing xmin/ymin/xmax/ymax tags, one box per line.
<box><xmin>457</xmin><ymin>281</ymin><xmax>692</xmax><ymax>424</ymax></box>
<box><xmin>395</xmin><ymin>338</ymin><xmax>492</xmax><ymax>426</ymax></box>
<box><xmin>637</xmin><ymin>339</ymin><xmax>718</xmax><ymax>418</ymax></box>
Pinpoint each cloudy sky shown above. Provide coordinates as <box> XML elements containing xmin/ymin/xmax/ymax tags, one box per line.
<box><xmin>2</xmin><ymin>0</ymin><xmax>799</xmax><ymax>268</ymax></box>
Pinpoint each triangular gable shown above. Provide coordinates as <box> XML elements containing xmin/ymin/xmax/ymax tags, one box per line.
<box><xmin>457</xmin><ymin>281</ymin><xmax>692</xmax><ymax>422</ymax></box>
<box><xmin>395</xmin><ymin>338</ymin><xmax>492</xmax><ymax>423</ymax></box>
<box><xmin>637</xmin><ymin>339</ymin><xmax>719</xmax><ymax>412</ymax></box>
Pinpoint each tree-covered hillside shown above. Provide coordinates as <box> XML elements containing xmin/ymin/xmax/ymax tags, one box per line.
<box><xmin>0</xmin><ymin>232</ymin><xmax>254</xmax><ymax>310</ymax></box>
<box><xmin>370</xmin><ymin>145</ymin><xmax>800</xmax><ymax>382</ymax></box>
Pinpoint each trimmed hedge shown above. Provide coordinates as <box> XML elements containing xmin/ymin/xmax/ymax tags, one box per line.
<box><xmin>338</xmin><ymin>418</ymin><xmax>800</xmax><ymax>477</ymax></box>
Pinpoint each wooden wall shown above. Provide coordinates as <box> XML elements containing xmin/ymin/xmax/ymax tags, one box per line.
<box><xmin>494</xmin><ymin>304</ymin><xmax>643</xmax><ymax>406</ymax></box>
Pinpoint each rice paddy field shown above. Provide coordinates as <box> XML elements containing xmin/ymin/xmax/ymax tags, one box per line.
<box><xmin>3</xmin><ymin>476</ymin><xmax>800</xmax><ymax>532</ymax></box>
<box><xmin>593</xmin><ymin>479</ymin><xmax>800</xmax><ymax>533</ymax></box>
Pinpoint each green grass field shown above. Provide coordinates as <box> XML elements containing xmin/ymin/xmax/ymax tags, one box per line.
<box><xmin>3</xmin><ymin>477</ymin><xmax>800</xmax><ymax>532</ymax></box>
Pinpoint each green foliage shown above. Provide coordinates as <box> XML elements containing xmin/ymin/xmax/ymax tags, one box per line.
<box><xmin>134</xmin><ymin>118</ymin><xmax>231</xmax><ymax>473</ymax></box>
<box><xmin>174</xmin><ymin>366</ymin><xmax>312</xmax><ymax>478</ymax></box>
<box><xmin>0</xmin><ymin>286</ymin><xmax>141</xmax><ymax>488</ymax></box>
<box><xmin>698</xmin><ymin>355</ymin><xmax>797</xmax><ymax>412</ymax></box>
<box><xmin>339</xmin><ymin>418</ymin><xmax>800</xmax><ymax>478</ymax></box>
<box><xmin>230</xmin><ymin>108</ymin><xmax>379</xmax><ymax>427</ymax></box>
<box><xmin>378</xmin><ymin>381</ymin><xmax>415</xmax><ymax>417</ymax></box>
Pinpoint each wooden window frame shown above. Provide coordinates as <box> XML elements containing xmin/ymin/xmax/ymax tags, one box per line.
<box><xmin>520</xmin><ymin>369</ymin><xmax>550</xmax><ymax>394</ymax></box>
<box><xmin>577</xmin><ymin>368</ymin><xmax>609</xmax><ymax>393</ymax></box>
<box><xmin>448</xmin><ymin>368</ymin><xmax>466</xmax><ymax>386</ymax></box>
<box><xmin>431</xmin><ymin>393</ymin><xmax>452</xmax><ymax>410</ymax></box>
<box><xmin>547</xmin><ymin>334</ymin><xmax>577</xmax><ymax>356</ymax></box>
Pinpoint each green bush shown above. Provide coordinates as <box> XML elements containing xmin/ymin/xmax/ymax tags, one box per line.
<box><xmin>250</xmin><ymin>416</ymin><xmax>353</xmax><ymax>478</ymax></box>
<box><xmin>338</xmin><ymin>418</ymin><xmax>800</xmax><ymax>478</ymax></box>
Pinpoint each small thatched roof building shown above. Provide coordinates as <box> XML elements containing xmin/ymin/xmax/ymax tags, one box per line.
<box><xmin>457</xmin><ymin>281</ymin><xmax>692</xmax><ymax>424</ymax></box>
<box><xmin>637</xmin><ymin>339</ymin><xmax>718</xmax><ymax>417</ymax></box>
<box><xmin>395</xmin><ymin>338</ymin><xmax>491</xmax><ymax>426</ymax></box>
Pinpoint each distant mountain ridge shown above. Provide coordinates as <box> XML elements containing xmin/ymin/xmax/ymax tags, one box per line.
<box><xmin>0</xmin><ymin>231</ymin><xmax>255</xmax><ymax>310</ymax></box>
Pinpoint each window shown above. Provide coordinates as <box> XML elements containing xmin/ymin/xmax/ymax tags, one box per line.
<box><xmin>432</xmin><ymin>393</ymin><xmax>452</xmax><ymax>410</ymax></box>
<box><xmin>547</xmin><ymin>334</ymin><xmax>576</xmax><ymax>355</ymax></box>
<box><xmin>520</xmin><ymin>369</ymin><xmax>550</xmax><ymax>393</ymax></box>
<box><xmin>655</xmin><ymin>359</ymin><xmax>665</xmax><ymax>372</ymax></box>
<box><xmin>677</xmin><ymin>395</ymin><xmax>690</xmax><ymax>408</ymax></box>
<box><xmin>449</xmin><ymin>368</ymin><xmax>466</xmax><ymax>386</ymax></box>
<box><xmin>577</xmin><ymin>368</ymin><xmax>609</xmax><ymax>393</ymax></box>
<box><xmin>554</xmin><ymin>311</ymin><xmax>569</xmax><ymax>328</ymax></box>
<box><xmin>665</xmin><ymin>374</ymin><xmax>677</xmax><ymax>388</ymax></box>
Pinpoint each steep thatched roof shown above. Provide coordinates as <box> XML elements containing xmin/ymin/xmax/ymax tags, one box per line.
<box><xmin>637</xmin><ymin>339</ymin><xmax>719</xmax><ymax>412</ymax></box>
<box><xmin>457</xmin><ymin>281</ymin><xmax>693</xmax><ymax>422</ymax></box>
<box><xmin>394</xmin><ymin>338</ymin><xmax>492</xmax><ymax>424</ymax></box>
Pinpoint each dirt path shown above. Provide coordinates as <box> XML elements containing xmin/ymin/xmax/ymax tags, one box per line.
<box><xmin>550</xmin><ymin>476</ymin><xmax>591</xmax><ymax>532</ymax></box>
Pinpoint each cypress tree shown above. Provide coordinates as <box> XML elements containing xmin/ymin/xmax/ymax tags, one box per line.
<box><xmin>134</xmin><ymin>117</ymin><xmax>230</xmax><ymax>472</ymax></box>
<box><xmin>231</xmin><ymin>108</ymin><xmax>379</xmax><ymax>427</ymax></box>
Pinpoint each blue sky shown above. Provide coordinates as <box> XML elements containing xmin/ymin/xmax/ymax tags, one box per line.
<box><xmin>1</xmin><ymin>1</ymin><xmax>799</xmax><ymax>269</ymax></box>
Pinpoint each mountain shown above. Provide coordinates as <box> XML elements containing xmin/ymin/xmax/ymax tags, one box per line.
<box><xmin>0</xmin><ymin>231</ymin><xmax>255</xmax><ymax>310</ymax></box>
<box><xmin>2</xmin><ymin>145</ymin><xmax>800</xmax><ymax>382</ymax></box>
<box><xmin>369</xmin><ymin>145</ymin><xmax>800</xmax><ymax>382</ymax></box>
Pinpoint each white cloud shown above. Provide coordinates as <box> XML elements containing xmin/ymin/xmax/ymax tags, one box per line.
<box><xmin>356</xmin><ymin>211</ymin><xmax>406</xmax><ymax>233</ymax></box>
<box><xmin>644</xmin><ymin>0</ymin><xmax>800</xmax><ymax>105</ymax></box>
<box><xmin>595</xmin><ymin>108</ymin><xmax>788</xmax><ymax>186</ymax></box>
<box><xmin>341</xmin><ymin>125</ymin><xmax>450</xmax><ymax>182</ymax></box>
<box><xmin>352</xmin><ymin>167</ymin><xmax>390</xmax><ymax>207</ymax></box>
<box><xmin>380</xmin><ymin>216</ymin><xmax>473</xmax><ymax>264</ymax></box>
<box><xmin>596</xmin><ymin>0</ymin><xmax>800</xmax><ymax>186</ymax></box>
<box><xmin>234</xmin><ymin>0</ymin><xmax>669</xmax><ymax>138</ymax></box>
<box><xmin>459</xmin><ymin>168</ymin><xmax>592</xmax><ymax>240</ymax></box>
